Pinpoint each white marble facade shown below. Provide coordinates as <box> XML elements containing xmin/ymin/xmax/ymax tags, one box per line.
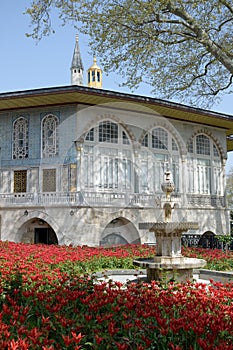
<box><xmin>0</xmin><ymin>93</ymin><xmax>230</xmax><ymax>246</ymax></box>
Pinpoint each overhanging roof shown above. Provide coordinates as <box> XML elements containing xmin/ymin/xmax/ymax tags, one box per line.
<box><xmin>1</xmin><ymin>85</ymin><xmax>233</xmax><ymax>151</ymax></box>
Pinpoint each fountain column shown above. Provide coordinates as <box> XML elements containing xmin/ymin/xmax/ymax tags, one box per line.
<box><xmin>134</xmin><ymin>171</ymin><xmax>206</xmax><ymax>282</ymax></box>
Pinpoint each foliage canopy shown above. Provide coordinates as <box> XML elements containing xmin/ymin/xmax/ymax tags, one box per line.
<box><xmin>26</xmin><ymin>0</ymin><xmax>233</xmax><ymax>106</ymax></box>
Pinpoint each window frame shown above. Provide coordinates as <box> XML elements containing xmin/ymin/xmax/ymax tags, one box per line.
<box><xmin>187</xmin><ymin>134</ymin><xmax>222</xmax><ymax>195</ymax></box>
<box><xmin>41</xmin><ymin>114</ymin><xmax>59</xmax><ymax>158</ymax></box>
<box><xmin>140</xmin><ymin>127</ymin><xmax>180</xmax><ymax>193</ymax></box>
<box><xmin>12</xmin><ymin>117</ymin><xmax>29</xmax><ymax>160</ymax></box>
<box><xmin>13</xmin><ymin>170</ymin><xmax>27</xmax><ymax>193</ymax></box>
<box><xmin>82</xmin><ymin>120</ymin><xmax>133</xmax><ymax>191</ymax></box>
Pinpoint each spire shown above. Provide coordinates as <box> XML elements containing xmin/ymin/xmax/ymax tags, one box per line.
<box><xmin>71</xmin><ymin>34</ymin><xmax>84</xmax><ymax>85</ymax></box>
<box><xmin>87</xmin><ymin>55</ymin><xmax>103</xmax><ymax>89</ymax></box>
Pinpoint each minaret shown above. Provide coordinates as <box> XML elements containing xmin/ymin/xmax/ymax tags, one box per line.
<box><xmin>71</xmin><ymin>34</ymin><xmax>84</xmax><ymax>85</ymax></box>
<box><xmin>87</xmin><ymin>55</ymin><xmax>102</xmax><ymax>89</ymax></box>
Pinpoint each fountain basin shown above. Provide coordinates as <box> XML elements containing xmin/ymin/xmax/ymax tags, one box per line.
<box><xmin>140</xmin><ymin>222</ymin><xmax>199</xmax><ymax>258</ymax></box>
<box><xmin>134</xmin><ymin>257</ymin><xmax>206</xmax><ymax>283</ymax></box>
<box><xmin>139</xmin><ymin>222</ymin><xmax>199</xmax><ymax>233</ymax></box>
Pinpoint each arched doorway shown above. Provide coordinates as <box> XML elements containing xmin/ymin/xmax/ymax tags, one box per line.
<box><xmin>100</xmin><ymin>217</ymin><xmax>140</xmax><ymax>246</ymax></box>
<box><xmin>20</xmin><ymin>218</ymin><xmax>58</xmax><ymax>245</ymax></box>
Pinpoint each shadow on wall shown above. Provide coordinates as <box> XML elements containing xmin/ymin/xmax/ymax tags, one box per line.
<box><xmin>100</xmin><ymin>217</ymin><xmax>140</xmax><ymax>246</ymax></box>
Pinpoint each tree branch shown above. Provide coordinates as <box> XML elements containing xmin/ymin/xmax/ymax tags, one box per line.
<box><xmin>202</xmin><ymin>74</ymin><xmax>233</xmax><ymax>96</ymax></box>
<box><xmin>219</xmin><ymin>0</ymin><xmax>233</xmax><ymax>14</ymax></box>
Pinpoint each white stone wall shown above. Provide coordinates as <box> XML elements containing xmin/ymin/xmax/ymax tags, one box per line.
<box><xmin>0</xmin><ymin>204</ymin><xmax>230</xmax><ymax>246</ymax></box>
<box><xmin>0</xmin><ymin>101</ymin><xmax>230</xmax><ymax>246</ymax></box>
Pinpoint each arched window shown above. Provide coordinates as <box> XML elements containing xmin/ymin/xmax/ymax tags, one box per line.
<box><xmin>196</xmin><ymin>135</ymin><xmax>210</xmax><ymax>155</ymax></box>
<box><xmin>42</xmin><ymin>114</ymin><xmax>59</xmax><ymax>158</ymax></box>
<box><xmin>99</xmin><ymin>121</ymin><xmax>118</xmax><ymax>143</ymax></box>
<box><xmin>152</xmin><ymin>127</ymin><xmax>168</xmax><ymax>149</ymax></box>
<box><xmin>81</xmin><ymin>120</ymin><xmax>132</xmax><ymax>191</ymax></box>
<box><xmin>140</xmin><ymin>127</ymin><xmax>180</xmax><ymax>193</ymax></box>
<box><xmin>12</xmin><ymin>117</ymin><xmax>28</xmax><ymax>159</ymax></box>
<box><xmin>187</xmin><ymin>134</ymin><xmax>222</xmax><ymax>195</ymax></box>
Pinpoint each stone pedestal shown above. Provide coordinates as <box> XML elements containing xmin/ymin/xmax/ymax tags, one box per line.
<box><xmin>134</xmin><ymin>256</ymin><xmax>206</xmax><ymax>283</ymax></box>
<box><xmin>135</xmin><ymin>222</ymin><xmax>206</xmax><ymax>283</ymax></box>
<box><xmin>135</xmin><ymin>172</ymin><xmax>206</xmax><ymax>283</ymax></box>
<box><xmin>147</xmin><ymin>267</ymin><xmax>193</xmax><ymax>283</ymax></box>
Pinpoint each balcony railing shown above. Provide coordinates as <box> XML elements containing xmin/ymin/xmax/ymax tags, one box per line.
<box><xmin>0</xmin><ymin>192</ymin><xmax>225</xmax><ymax>208</ymax></box>
<box><xmin>0</xmin><ymin>191</ymin><xmax>161</xmax><ymax>208</ymax></box>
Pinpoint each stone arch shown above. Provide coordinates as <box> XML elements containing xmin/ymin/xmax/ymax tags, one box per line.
<box><xmin>100</xmin><ymin>217</ymin><xmax>140</xmax><ymax>246</ymax></box>
<box><xmin>187</xmin><ymin>128</ymin><xmax>225</xmax><ymax>161</ymax></box>
<box><xmin>13</xmin><ymin>211</ymin><xmax>63</xmax><ymax>244</ymax></box>
<box><xmin>76</xmin><ymin>113</ymin><xmax>136</xmax><ymax>145</ymax></box>
<box><xmin>138</xmin><ymin>119</ymin><xmax>187</xmax><ymax>158</ymax></box>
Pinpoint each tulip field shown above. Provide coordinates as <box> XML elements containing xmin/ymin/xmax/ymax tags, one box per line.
<box><xmin>0</xmin><ymin>241</ymin><xmax>233</xmax><ymax>349</ymax></box>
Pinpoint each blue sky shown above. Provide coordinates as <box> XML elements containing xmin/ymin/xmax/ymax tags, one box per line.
<box><xmin>0</xmin><ymin>1</ymin><xmax>233</xmax><ymax>171</ymax></box>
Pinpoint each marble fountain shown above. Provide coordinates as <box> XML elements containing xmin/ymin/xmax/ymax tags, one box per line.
<box><xmin>134</xmin><ymin>171</ymin><xmax>206</xmax><ymax>282</ymax></box>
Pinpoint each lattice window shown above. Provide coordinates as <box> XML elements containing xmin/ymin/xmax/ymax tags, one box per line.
<box><xmin>99</xmin><ymin>121</ymin><xmax>118</xmax><ymax>143</ymax></box>
<box><xmin>12</xmin><ymin>117</ymin><xmax>29</xmax><ymax>159</ymax></box>
<box><xmin>152</xmin><ymin>128</ymin><xmax>168</xmax><ymax>149</ymax></box>
<box><xmin>14</xmin><ymin>170</ymin><xmax>27</xmax><ymax>192</ymax></box>
<box><xmin>42</xmin><ymin>169</ymin><xmax>56</xmax><ymax>192</ymax></box>
<box><xmin>196</xmin><ymin>135</ymin><xmax>210</xmax><ymax>155</ymax></box>
<box><xmin>42</xmin><ymin>115</ymin><xmax>59</xmax><ymax>158</ymax></box>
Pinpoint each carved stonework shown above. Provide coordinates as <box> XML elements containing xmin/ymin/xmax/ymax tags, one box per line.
<box><xmin>187</xmin><ymin>194</ymin><xmax>225</xmax><ymax>207</ymax></box>
<box><xmin>42</xmin><ymin>169</ymin><xmax>56</xmax><ymax>192</ymax></box>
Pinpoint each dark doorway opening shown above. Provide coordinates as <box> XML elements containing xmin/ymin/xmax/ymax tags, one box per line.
<box><xmin>198</xmin><ymin>231</ymin><xmax>217</xmax><ymax>249</ymax></box>
<box><xmin>34</xmin><ymin>228</ymin><xmax>58</xmax><ymax>245</ymax></box>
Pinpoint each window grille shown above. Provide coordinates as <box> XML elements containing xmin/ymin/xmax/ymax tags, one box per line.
<box><xmin>12</xmin><ymin>117</ymin><xmax>29</xmax><ymax>159</ymax></box>
<box><xmin>42</xmin><ymin>115</ymin><xmax>58</xmax><ymax>157</ymax></box>
<box><xmin>14</xmin><ymin>170</ymin><xmax>27</xmax><ymax>192</ymax></box>
<box><xmin>42</xmin><ymin>169</ymin><xmax>56</xmax><ymax>192</ymax></box>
